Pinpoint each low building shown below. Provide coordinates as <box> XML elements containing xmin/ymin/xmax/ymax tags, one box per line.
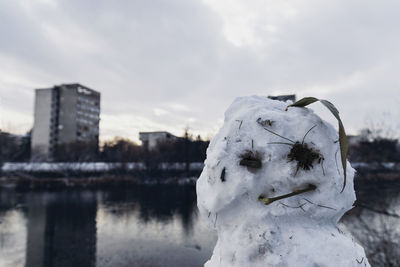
<box><xmin>139</xmin><ymin>131</ymin><xmax>177</xmax><ymax>150</ymax></box>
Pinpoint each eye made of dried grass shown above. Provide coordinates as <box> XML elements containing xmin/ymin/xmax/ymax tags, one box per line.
<box><xmin>239</xmin><ymin>150</ymin><xmax>262</xmax><ymax>169</ymax></box>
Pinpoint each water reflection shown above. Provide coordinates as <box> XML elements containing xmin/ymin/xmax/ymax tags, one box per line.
<box><xmin>342</xmin><ymin>182</ymin><xmax>400</xmax><ymax>266</ymax></box>
<box><xmin>96</xmin><ymin>185</ymin><xmax>214</xmax><ymax>267</ymax></box>
<box><xmin>0</xmin><ymin>209</ymin><xmax>27</xmax><ymax>267</ymax></box>
<box><xmin>0</xmin><ymin>183</ymin><xmax>399</xmax><ymax>267</ymax></box>
<box><xmin>101</xmin><ymin>186</ymin><xmax>197</xmax><ymax>233</ymax></box>
<box><xmin>0</xmin><ymin>185</ymin><xmax>216</xmax><ymax>267</ymax></box>
<box><xmin>25</xmin><ymin>192</ymin><xmax>97</xmax><ymax>267</ymax></box>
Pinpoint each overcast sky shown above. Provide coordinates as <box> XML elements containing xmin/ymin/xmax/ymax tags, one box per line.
<box><xmin>1</xmin><ymin>0</ymin><xmax>399</xmax><ymax>142</ymax></box>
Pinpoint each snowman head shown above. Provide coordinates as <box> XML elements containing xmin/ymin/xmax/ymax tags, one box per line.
<box><xmin>197</xmin><ymin>96</ymin><xmax>356</xmax><ymax>226</ymax></box>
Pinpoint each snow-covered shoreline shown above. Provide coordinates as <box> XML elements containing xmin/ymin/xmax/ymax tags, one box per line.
<box><xmin>2</xmin><ymin>161</ymin><xmax>400</xmax><ymax>173</ymax></box>
<box><xmin>1</xmin><ymin>162</ymin><xmax>204</xmax><ymax>173</ymax></box>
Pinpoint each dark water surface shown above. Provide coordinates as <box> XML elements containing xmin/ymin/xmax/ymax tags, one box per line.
<box><xmin>0</xmin><ymin>182</ymin><xmax>399</xmax><ymax>267</ymax></box>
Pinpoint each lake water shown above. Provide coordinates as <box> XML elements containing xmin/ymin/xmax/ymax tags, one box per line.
<box><xmin>0</xmin><ymin>182</ymin><xmax>399</xmax><ymax>267</ymax></box>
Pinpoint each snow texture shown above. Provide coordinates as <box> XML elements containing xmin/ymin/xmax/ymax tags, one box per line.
<box><xmin>1</xmin><ymin>162</ymin><xmax>204</xmax><ymax>172</ymax></box>
<box><xmin>197</xmin><ymin>96</ymin><xmax>370</xmax><ymax>267</ymax></box>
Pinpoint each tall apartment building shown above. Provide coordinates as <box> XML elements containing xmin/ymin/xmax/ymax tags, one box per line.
<box><xmin>31</xmin><ymin>84</ymin><xmax>100</xmax><ymax>161</ymax></box>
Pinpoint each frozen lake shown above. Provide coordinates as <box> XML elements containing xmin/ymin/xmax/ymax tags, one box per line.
<box><xmin>0</xmin><ymin>181</ymin><xmax>399</xmax><ymax>267</ymax></box>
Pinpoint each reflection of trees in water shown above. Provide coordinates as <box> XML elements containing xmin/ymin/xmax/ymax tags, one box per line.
<box><xmin>353</xmin><ymin>211</ymin><xmax>399</xmax><ymax>267</ymax></box>
<box><xmin>101</xmin><ymin>185</ymin><xmax>197</xmax><ymax>234</ymax></box>
<box><xmin>342</xmin><ymin>182</ymin><xmax>400</xmax><ymax>267</ymax></box>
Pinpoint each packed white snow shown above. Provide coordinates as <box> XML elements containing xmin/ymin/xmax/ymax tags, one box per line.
<box><xmin>196</xmin><ymin>96</ymin><xmax>370</xmax><ymax>267</ymax></box>
<box><xmin>1</xmin><ymin>162</ymin><xmax>203</xmax><ymax>172</ymax></box>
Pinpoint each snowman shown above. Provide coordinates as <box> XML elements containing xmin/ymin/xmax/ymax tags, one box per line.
<box><xmin>197</xmin><ymin>96</ymin><xmax>370</xmax><ymax>267</ymax></box>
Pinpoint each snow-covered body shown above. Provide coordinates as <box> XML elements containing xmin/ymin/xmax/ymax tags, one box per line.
<box><xmin>197</xmin><ymin>96</ymin><xmax>370</xmax><ymax>267</ymax></box>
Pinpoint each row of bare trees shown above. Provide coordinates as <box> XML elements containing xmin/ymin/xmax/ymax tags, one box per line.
<box><xmin>37</xmin><ymin>133</ymin><xmax>400</xmax><ymax>164</ymax></box>
<box><xmin>0</xmin><ymin>130</ymin><xmax>31</xmax><ymax>163</ymax></box>
<box><xmin>0</xmin><ymin>129</ymin><xmax>209</xmax><ymax>164</ymax></box>
<box><xmin>348</xmin><ymin>138</ymin><xmax>399</xmax><ymax>163</ymax></box>
<box><xmin>1</xmin><ymin>127</ymin><xmax>399</xmax><ymax>164</ymax></box>
<box><xmin>100</xmin><ymin>134</ymin><xmax>208</xmax><ymax>165</ymax></box>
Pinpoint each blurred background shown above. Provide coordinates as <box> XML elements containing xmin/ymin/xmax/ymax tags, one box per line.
<box><xmin>0</xmin><ymin>0</ymin><xmax>399</xmax><ymax>266</ymax></box>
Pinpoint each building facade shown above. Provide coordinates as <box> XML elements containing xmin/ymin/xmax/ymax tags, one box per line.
<box><xmin>139</xmin><ymin>131</ymin><xmax>177</xmax><ymax>150</ymax></box>
<box><xmin>31</xmin><ymin>84</ymin><xmax>100</xmax><ymax>161</ymax></box>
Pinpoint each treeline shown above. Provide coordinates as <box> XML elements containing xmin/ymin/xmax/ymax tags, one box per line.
<box><xmin>0</xmin><ymin>130</ymin><xmax>31</xmax><ymax>162</ymax></box>
<box><xmin>348</xmin><ymin>138</ymin><xmax>400</xmax><ymax>163</ymax></box>
<box><xmin>2</xmin><ymin>128</ymin><xmax>400</xmax><ymax>165</ymax></box>
<box><xmin>100</xmin><ymin>135</ymin><xmax>209</xmax><ymax>165</ymax></box>
<box><xmin>0</xmin><ymin>129</ymin><xmax>209</xmax><ymax>164</ymax></box>
<box><xmin>56</xmin><ymin>136</ymin><xmax>209</xmax><ymax>163</ymax></box>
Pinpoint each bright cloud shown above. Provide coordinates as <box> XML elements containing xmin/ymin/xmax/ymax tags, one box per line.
<box><xmin>0</xmin><ymin>0</ymin><xmax>399</xmax><ymax>140</ymax></box>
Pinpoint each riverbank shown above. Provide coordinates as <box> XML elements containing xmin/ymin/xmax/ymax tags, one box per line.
<box><xmin>0</xmin><ymin>174</ymin><xmax>199</xmax><ymax>191</ymax></box>
<box><xmin>1</xmin><ymin>171</ymin><xmax>399</xmax><ymax>192</ymax></box>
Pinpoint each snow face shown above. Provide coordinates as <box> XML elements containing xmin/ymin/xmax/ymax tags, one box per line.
<box><xmin>197</xmin><ymin>96</ymin><xmax>370</xmax><ymax>267</ymax></box>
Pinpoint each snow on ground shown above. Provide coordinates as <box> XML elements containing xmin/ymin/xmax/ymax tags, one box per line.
<box><xmin>1</xmin><ymin>162</ymin><xmax>204</xmax><ymax>173</ymax></box>
<box><xmin>197</xmin><ymin>96</ymin><xmax>370</xmax><ymax>267</ymax></box>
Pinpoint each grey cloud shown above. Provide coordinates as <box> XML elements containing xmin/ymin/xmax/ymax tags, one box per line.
<box><xmin>0</xmin><ymin>0</ymin><xmax>399</xmax><ymax>139</ymax></box>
